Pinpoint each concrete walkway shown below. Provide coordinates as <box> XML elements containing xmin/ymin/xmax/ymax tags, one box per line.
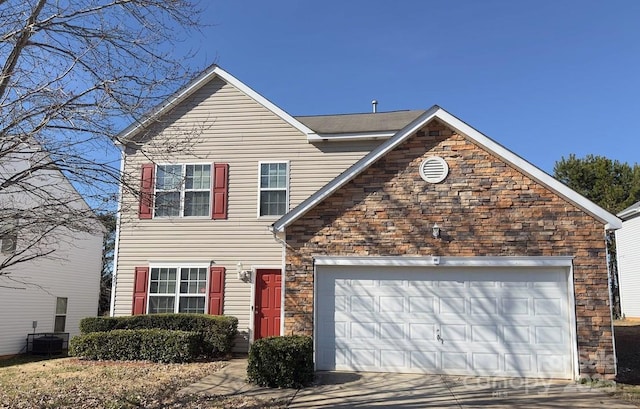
<box><xmin>180</xmin><ymin>358</ymin><xmax>637</xmax><ymax>408</ymax></box>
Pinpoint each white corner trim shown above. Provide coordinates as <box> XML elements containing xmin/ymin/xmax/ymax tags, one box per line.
<box><xmin>109</xmin><ymin>147</ymin><xmax>126</xmax><ymax>317</ymax></box>
<box><xmin>314</xmin><ymin>255</ymin><xmax>575</xmax><ymax>268</ymax></box>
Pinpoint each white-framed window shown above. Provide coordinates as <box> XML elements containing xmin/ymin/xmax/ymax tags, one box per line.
<box><xmin>54</xmin><ymin>297</ymin><xmax>67</xmax><ymax>332</ymax></box>
<box><xmin>148</xmin><ymin>265</ymin><xmax>208</xmax><ymax>314</ymax></box>
<box><xmin>155</xmin><ymin>164</ymin><xmax>211</xmax><ymax>217</ymax></box>
<box><xmin>258</xmin><ymin>161</ymin><xmax>289</xmax><ymax>217</ymax></box>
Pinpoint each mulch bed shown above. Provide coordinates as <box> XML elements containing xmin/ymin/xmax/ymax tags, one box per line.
<box><xmin>615</xmin><ymin>324</ymin><xmax>640</xmax><ymax>384</ymax></box>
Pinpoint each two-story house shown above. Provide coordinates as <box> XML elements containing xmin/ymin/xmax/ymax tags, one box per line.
<box><xmin>111</xmin><ymin>65</ymin><xmax>621</xmax><ymax>380</ymax></box>
<box><xmin>110</xmin><ymin>65</ymin><xmax>421</xmax><ymax>351</ymax></box>
<box><xmin>0</xmin><ymin>140</ymin><xmax>103</xmax><ymax>356</ymax></box>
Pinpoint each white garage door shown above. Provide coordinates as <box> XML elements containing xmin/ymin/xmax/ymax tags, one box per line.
<box><xmin>315</xmin><ymin>264</ymin><xmax>574</xmax><ymax>379</ymax></box>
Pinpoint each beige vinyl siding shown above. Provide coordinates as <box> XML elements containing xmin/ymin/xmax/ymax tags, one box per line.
<box><xmin>113</xmin><ymin>77</ymin><xmax>380</xmax><ymax>350</ymax></box>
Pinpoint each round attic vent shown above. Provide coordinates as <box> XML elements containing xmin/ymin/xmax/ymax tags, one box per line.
<box><xmin>419</xmin><ymin>156</ymin><xmax>449</xmax><ymax>183</ymax></box>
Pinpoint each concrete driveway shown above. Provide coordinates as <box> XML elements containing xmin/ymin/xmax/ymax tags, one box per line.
<box><xmin>181</xmin><ymin>359</ymin><xmax>636</xmax><ymax>408</ymax></box>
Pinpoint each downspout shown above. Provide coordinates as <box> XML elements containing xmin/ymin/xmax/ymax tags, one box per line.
<box><xmin>270</xmin><ymin>225</ymin><xmax>287</xmax><ymax>336</ymax></box>
<box><xmin>108</xmin><ymin>146</ymin><xmax>126</xmax><ymax>317</ymax></box>
<box><xmin>604</xmin><ymin>227</ymin><xmax>618</xmax><ymax>378</ymax></box>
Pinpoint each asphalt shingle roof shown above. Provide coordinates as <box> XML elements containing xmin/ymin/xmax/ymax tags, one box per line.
<box><xmin>295</xmin><ymin>110</ymin><xmax>426</xmax><ymax>134</ymax></box>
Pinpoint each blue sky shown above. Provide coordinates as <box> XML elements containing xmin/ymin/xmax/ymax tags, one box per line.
<box><xmin>174</xmin><ymin>0</ymin><xmax>640</xmax><ymax>174</ymax></box>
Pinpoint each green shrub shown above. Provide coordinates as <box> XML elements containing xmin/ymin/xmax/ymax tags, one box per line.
<box><xmin>79</xmin><ymin>314</ymin><xmax>238</xmax><ymax>357</ymax></box>
<box><xmin>69</xmin><ymin>329</ymin><xmax>201</xmax><ymax>363</ymax></box>
<box><xmin>247</xmin><ymin>335</ymin><xmax>313</xmax><ymax>388</ymax></box>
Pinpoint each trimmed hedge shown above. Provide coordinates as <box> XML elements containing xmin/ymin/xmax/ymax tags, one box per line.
<box><xmin>69</xmin><ymin>329</ymin><xmax>201</xmax><ymax>363</ymax></box>
<box><xmin>79</xmin><ymin>314</ymin><xmax>238</xmax><ymax>358</ymax></box>
<box><xmin>247</xmin><ymin>335</ymin><xmax>314</xmax><ymax>388</ymax></box>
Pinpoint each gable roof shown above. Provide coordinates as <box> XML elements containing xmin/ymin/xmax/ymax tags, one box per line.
<box><xmin>618</xmin><ymin>201</ymin><xmax>640</xmax><ymax>221</ymax></box>
<box><xmin>116</xmin><ymin>65</ymin><xmax>317</xmax><ymax>143</ymax></box>
<box><xmin>273</xmin><ymin>105</ymin><xmax>622</xmax><ymax>232</ymax></box>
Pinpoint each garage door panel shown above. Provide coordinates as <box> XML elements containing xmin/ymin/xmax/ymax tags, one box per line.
<box><xmin>380</xmin><ymin>296</ymin><xmax>404</xmax><ymax>312</ymax></box>
<box><xmin>409</xmin><ymin>296</ymin><xmax>435</xmax><ymax>313</ymax></box>
<box><xmin>440</xmin><ymin>297</ymin><xmax>466</xmax><ymax>314</ymax></box>
<box><xmin>504</xmin><ymin>325</ymin><xmax>531</xmax><ymax>343</ymax></box>
<box><xmin>409</xmin><ymin>323</ymin><xmax>436</xmax><ymax>339</ymax></box>
<box><xmin>534</xmin><ymin>298</ymin><xmax>562</xmax><ymax>315</ymax></box>
<box><xmin>506</xmin><ymin>354</ymin><xmax>533</xmax><ymax>373</ymax></box>
<box><xmin>472</xmin><ymin>352</ymin><xmax>500</xmax><ymax>371</ymax></box>
<box><xmin>502</xmin><ymin>298</ymin><xmax>530</xmax><ymax>315</ymax></box>
<box><xmin>442</xmin><ymin>352</ymin><xmax>468</xmax><ymax>370</ymax></box>
<box><xmin>471</xmin><ymin>297</ymin><xmax>498</xmax><ymax>314</ymax></box>
<box><xmin>471</xmin><ymin>325</ymin><xmax>499</xmax><ymax>342</ymax></box>
<box><xmin>535</xmin><ymin>326</ymin><xmax>565</xmax><ymax>345</ymax></box>
<box><xmin>380</xmin><ymin>349</ymin><xmax>407</xmax><ymax>367</ymax></box>
<box><xmin>380</xmin><ymin>322</ymin><xmax>405</xmax><ymax>339</ymax></box>
<box><xmin>315</xmin><ymin>265</ymin><xmax>573</xmax><ymax>378</ymax></box>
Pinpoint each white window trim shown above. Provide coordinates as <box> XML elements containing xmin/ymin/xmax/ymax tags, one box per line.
<box><xmin>54</xmin><ymin>297</ymin><xmax>68</xmax><ymax>333</ymax></box>
<box><xmin>154</xmin><ymin>163</ymin><xmax>213</xmax><ymax>219</ymax></box>
<box><xmin>257</xmin><ymin>160</ymin><xmax>290</xmax><ymax>219</ymax></box>
<box><xmin>147</xmin><ymin>262</ymin><xmax>210</xmax><ymax>314</ymax></box>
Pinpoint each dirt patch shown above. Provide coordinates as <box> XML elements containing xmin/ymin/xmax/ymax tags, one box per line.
<box><xmin>615</xmin><ymin>322</ymin><xmax>640</xmax><ymax>385</ymax></box>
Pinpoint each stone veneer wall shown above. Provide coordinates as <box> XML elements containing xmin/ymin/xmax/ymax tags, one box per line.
<box><xmin>284</xmin><ymin>119</ymin><xmax>614</xmax><ymax>377</ymax></box>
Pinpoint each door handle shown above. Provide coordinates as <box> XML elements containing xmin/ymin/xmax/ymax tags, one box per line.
<box><xmin>436</xmin><ymin>329</ymin><xmax>444</xmax><ymax>344</ymax></box>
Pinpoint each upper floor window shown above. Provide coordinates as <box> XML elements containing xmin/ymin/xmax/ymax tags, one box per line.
<box><xmin>259</xmin><ymin>162</ymin><xmax>288</xmax><ymax>216</ymax></box>
<box><xmin>155</xmin><ymin>164</ymin><xmax>211</xmax><ymax>217</ymax></box>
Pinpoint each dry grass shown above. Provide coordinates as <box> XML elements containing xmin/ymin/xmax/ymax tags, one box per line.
<box><xmin>0</xmin><ymin>357</ymin><xmax>287</xmax><ymax>409</ymax></box>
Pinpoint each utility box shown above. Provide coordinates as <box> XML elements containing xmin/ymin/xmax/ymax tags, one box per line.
<box><xmin>27</xmin><ymin>333</ymin><xmax>69</xmax><ymax>356</ymax></box>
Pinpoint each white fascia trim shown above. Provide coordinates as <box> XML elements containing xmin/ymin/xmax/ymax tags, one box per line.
<box><xmin>117</xmin><ymin>65</ymin><xmax>317</xmax><ymax>143</ymax></box>
<box><xmin>109</xmin><ymin>146</ymin><xmax>126</xmax><ymax>317</ymax></box>
<box><xmin>117</xmin><ymin>65</ymin><xmax>221</xmax><ymax>143</ymax></box>
<box><xmin>273</xmin><ymin>105</ymin><xmax>622</xmax><ymax>232</ymax></box>
<box><xmin>272</xmin><ymin>106</ymin><xmax>441</xmax><ymax>232</ymax></box>
<box><xmin>307</xmin><ymin>131</ymin><xmax>395</xmax><ymax>143</ymax></box>
<box><xmin>314</xmin><ymin>255</ymin><xmax>575</xmax><ymax>268</ymax></box>
<box><xmin>214</xmin><ymin>67</ymin><xmax>317</xmax><ymax>138</ymax></box>
<box><xmin>434</xmin><ymin>109</ymin><xmax>623</xmax><ymax>230</ymax></box>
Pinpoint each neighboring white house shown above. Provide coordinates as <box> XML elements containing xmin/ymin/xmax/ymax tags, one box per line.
<box><xmin>0</xmin><ymin>141</ymin><xmax>103</xmax><ymax>357</ymax></box>
<box><xmin>616</xmin><ymin>201</ymin><xmax>640</xmax><ymax>319</ymax></box>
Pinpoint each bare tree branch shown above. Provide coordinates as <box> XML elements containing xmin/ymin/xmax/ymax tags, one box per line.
<box><xmin>0</xmin><ymin>0</ymin><xmax>206</xmax><ymax>280</ymax></box>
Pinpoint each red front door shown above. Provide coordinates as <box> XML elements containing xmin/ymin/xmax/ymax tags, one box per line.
<box><xmin>254</xmin><ymin>269</ymin><xmax>282</xmax><ymax>339</ymax></box>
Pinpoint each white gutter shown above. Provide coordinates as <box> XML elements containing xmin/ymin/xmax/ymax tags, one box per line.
<box><xmin>307</xmin><ymin>131</ymin><xmax>396</xmax><ymax>143</ymax></box>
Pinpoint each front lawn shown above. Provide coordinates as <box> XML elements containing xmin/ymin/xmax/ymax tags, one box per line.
<box><xmin>0</xmin><ymin>357</ymin><xmax>286</xmax><ymax>409</ymax></box>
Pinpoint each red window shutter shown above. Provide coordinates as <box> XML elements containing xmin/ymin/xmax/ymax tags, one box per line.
<box><xmin>132</xmin><ymin>267</ymin><xmax>149</xmax><ymax>315</ymax></box>
<box><xmin>139</xmin><ymin>164</ymin><xmax>155</xmax><ymax>219</ymax></box>
<box><xmin>212</xmin><ymin>163</ymin><xmax>229</xmax><ymax>220</ymax></box>
<box><xmin>208</xmin><ymin>266</ymin><xmax>225</xmax><ymax>315</ymax></box>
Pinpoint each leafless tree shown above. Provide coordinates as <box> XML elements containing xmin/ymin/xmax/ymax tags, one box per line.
<box><xmin>0</xmin><ymin>0</ymin><xmax>204</xmax><ymax>281</ymax></box>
